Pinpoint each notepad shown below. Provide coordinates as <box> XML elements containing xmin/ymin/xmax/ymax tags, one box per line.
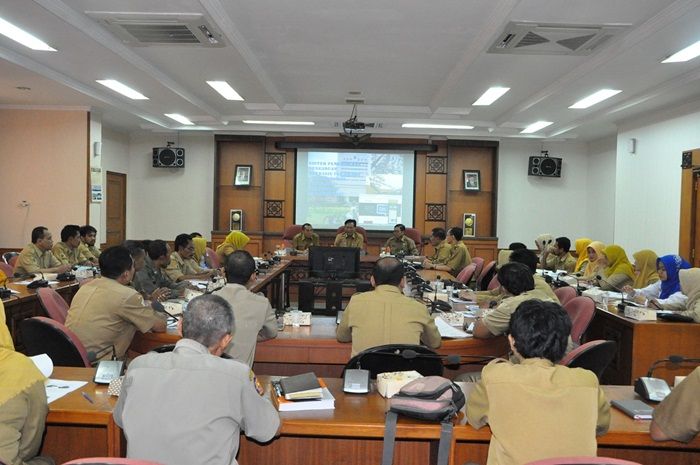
<box><xmin>279</xmin><ymin>372</ymin><xmax>322</xmax><ymax>400</ymax></box>
<box><xmin>435</xmin><ymin>316</ymin><xmax>469</xmax><ymax>338</ymax></box>
<box><xmin>611</xmin><ymin>399</ymin><xmax>653</xmax><ymax>420</ymax></box>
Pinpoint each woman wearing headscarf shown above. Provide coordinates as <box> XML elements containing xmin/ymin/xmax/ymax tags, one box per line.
<box><xmin>581</xmin><ymin>241</ymin><xmax>606</xmax><ymax>280</ymax></box>
<box><xmin>0</xmin><ymin>301</ymin><xmax>53</xmax><ymax>465</ymax></box>
<box><xmin>534</xmin><ymin>233</ymin><xmax>554</xmax><ymax>267</ymax></box>
<box><xmin>623</xmin><ymin>255</ymin><xmax>691</xmax><ymax>309</ymax></box>
<box><xmin>573</xmin><ymin>238</ymin><xmax>592</xmax><ymax>274</ymax></box>
<box><xmin>215</xmin><ymin>231</ymin><xmax>250</xmax><ymax>261</ymax></box>
<box><xmin>596</xmin><ymin>244</ymin><xmax>636</xmax><ymax>291</ymax></box>
<box><xmin>631</xmin><ymin>249</ymin><xmax>660</xmax><ymax>288</ymax></box>
<box><xmin>675</xmin><ymin>268</ymin><xmax>700</xmax><ymax>322</ymax></box>
<box><xmin>191</xmin><ymin>236</ymin><xmax>211</xmax><ymax>269</ymax></box>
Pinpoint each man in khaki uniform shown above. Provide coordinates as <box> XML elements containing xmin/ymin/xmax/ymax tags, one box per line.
<box><xmin>467</xmin><ymin>300</ymin><xmax>610</xmax><ymax>465</ymax></box>
<box><xmin>424</xmin><ymin>227</ymin><xmax>471</xmax><ymax>276</ymax></box>
<box><xmin>543</xmin><ymin>236</ymin><xmax>577</xmax><ymax>273</ymax></box>
<box><xmin>213</xmin><ymin>250</ymin><xmax>277</xmax><ymax>366</ymax></box>
<box><xmin>337</xmin><ymin>257</ymin><xmax>441</xmax><ymax>356</ymax></box>
<box><xmin>292</xmin><ymin>223</ymin><xmax>320</xmax><ymax>251</ymax></box>
<box><xmin>423</xmin><ymin>228</ymin><xmax>451</xmax><ymax>268</ymax></box>
<box><xmin>650</xmin><ymin>367</ymin><xmax>700</xmax><ymax>442</ymax></box>
<box><xmin>133</xmin><ymin>240</ymin><xmax>187</xmax><ymax>300</ymax></box>
<box><xmin>384</xmin><ymin>224</ymin><xmax>418</xmax><ymax>256</ymax></box>
<box><xmin>79</xmin><ymin>225</ymin><xmax>101</xmax><ymax>261</ymax></box>
<box><xmin>334</xmin><ymin>219</ymin><xmax>364</xmax><ymax>249</ymax></box>
<box><xmin>53</xmin><ymin>224</ymin><xmax>95</xmax><ymax>266</ymax></box>
<box><xmin>14</xmin><ymin>226</ymin><xmax>71</xmax><ymax>275</ymax></box>
<box><xmin>66</xmin><ymin>246</ymin><xmax>166</xmax><ymax>360</ymax></box>
<box><xmin>165</xmin><ymin>233</ymin><xmax>217</xmax><ymax>282</ymax></box>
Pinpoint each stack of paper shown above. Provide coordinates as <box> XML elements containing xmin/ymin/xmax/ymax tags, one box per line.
<box><xmin>271</xmin><ymin>373</ymin><xmax>335</xmax><ymax>411</ymax></box>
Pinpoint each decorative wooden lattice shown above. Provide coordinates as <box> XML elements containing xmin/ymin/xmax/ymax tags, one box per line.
<box><xmin>427</xmin><ymin>156</ymin><xmax>447</xmax><ymax>174</ymax></box>
<box><xmin>264</xmin><ymin>200</ymin><xmax>284</xmax><ymax>218</ymax></box>
<box><xmin>426</xmin><ymin>204</ymin><xmax>446</xmax><ymax>222</ymax></box>
<box><xmin>265</xmin><ymin>152</ymin><xmax>286</xmax><ymax>171</ymax></box>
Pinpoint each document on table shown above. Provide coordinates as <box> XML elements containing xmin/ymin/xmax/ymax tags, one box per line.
<box><xmin>435</xmin><ymin>316</ymin><xmax>470</xmax><ymax>338</ymax></box>
<box><xmin>45</xmin><ymin>379</ymin><xmax>87</xmax><ymax>404</ymax></box>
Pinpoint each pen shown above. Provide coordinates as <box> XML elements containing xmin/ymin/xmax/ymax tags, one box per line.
<box><xmin>81</xmin><ymin>391</ymin><xmax>94</xmax><ymax>404</ymax></box>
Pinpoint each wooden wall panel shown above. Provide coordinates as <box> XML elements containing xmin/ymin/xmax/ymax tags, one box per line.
<box><xmin>216</xmin><ymin>139</ymin><xmax>264</xmax><ymax>231</ymax></box>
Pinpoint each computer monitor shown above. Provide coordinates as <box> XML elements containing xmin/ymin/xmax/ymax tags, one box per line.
<box><xmin>309</xmin><ymin>246</ymin><xmax>360</xmax><ymax>280</ymax></box>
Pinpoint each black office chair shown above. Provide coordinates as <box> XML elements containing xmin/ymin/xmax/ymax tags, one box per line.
<box><xmin>343</xmin><ymin>344</ymin><xmax>444</xmax><ymax>379</ymax></box>
<box><xmin>559</xmin><ymin>340</ymin><xmax>617</xmax><ymax>382</ymax></box>
<box><xmin>20</xmin><ymin>317</ymin><xmax>92</xmax><ymax>367</ymax></box>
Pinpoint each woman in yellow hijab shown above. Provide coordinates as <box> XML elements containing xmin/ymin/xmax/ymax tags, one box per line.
<box><xmin>582</xmin><ymin>241</ymin><xmax>606</xmax><ymax>279</ymax></box>
<box><xmin>597</xmin><ymin>244</ymin><xmax>636</xmax><ymax>290</ymax></box>
<box><xmin>191</xmin><ymin>236</ymin><xmax>209</xmax><ymax>267</ymax></box>
<box><xmin>215</xmin><ymin>231</ymin><xmax>250</xmax><ymax>260</ymax></box>
<box><xmin>631</xmin><ymin>249</ymin><xmax>660</xmax><ymax>289</ymax></box>
<box><xmin>573</xmin><ymin>238</ymin><xmax>592</xmax><ymax>274</ymax></box>
<box><xmin>0</xmin><ymin>301</ymin><xmax>52</xmax><ymax>465</ymax></box>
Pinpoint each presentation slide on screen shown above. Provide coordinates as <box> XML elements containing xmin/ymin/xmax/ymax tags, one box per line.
<box><xmin>295</xmin><ymin>149</ymin><xmax>415</xmax><ymax>230</ymax></box>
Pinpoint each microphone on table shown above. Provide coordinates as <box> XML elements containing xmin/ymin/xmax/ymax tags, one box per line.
<box><xmin>560</xmin><ymin>272</ymin><xmax>584</xmax><ymax>293</ymax></box>
<box><xmin>0</xmin><ymin>277</ymin><xmax>12</xmax><ymax>299</ymax></box>
<box><xmin>646</xmin><ymin>355</ymin><xmax>700</xmax><ymax>377</ymax></box>
<box><xmin>595</xmin><ymin>275</ymin><xmax>635</xmax><ymax>310</ymax></box>
<box><xmin>27</xmin><ymin>271</ymin><xmax>49</xmax><ymax>289</ymax></box>
<box><xmin>151</xmin><ymin>300</ymin><xmax>180</xmax><ymax>321</ymax></box>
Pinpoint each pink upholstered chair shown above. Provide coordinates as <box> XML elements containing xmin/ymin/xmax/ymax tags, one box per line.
<box><xmin>476</xmin><ymin>260</ymin><xmax>496</xmax><ymax>291</ymax></box>
<box><xmin>562</xmin><ymin>296</ymin><xmax>596</xmax><ymax>344</ymax></box>
<box><xmin>2</xmin><ymin>251</ymin><xmax>18</xmax><ymax>264</ymax></box>
<box><xmin>8</xmin><ymin>255</ymin><xmax>18</xmax><ymax>268</ymax></box>
<box><xmin>524</xmin><ymin>456</ymin><xmax>641</xmax><ymax>465</ymax></box>
<box><xmin>335</xmin><ymin>225</ymin><xmax>369</xmax><ymax>245</ymax></box>
<box><xmin>0</xmin><ymin>262</ymin><xmax>13</xmax><ymax>278</ymax></box>
<box><xmin>554</xmin><ymin>286</ymin><xmax>577</xmax><ymax>306</ymax></box>
<box><xmin>62</xmin><ymin>459</ymin><xmax>165</xmax><ymax>465</ymax></box>
<box><xmin>486</xmin><ymin>274</ymin><xmax>500</xmax><ymax>291</ymax></box>
<box><xmin>471</xmin><ymin>257</ymin><xmax>485</xmax><ymax>283</ymax></box>
<box><xmin>456</xmin><ymin>263</ymin><xmax>477</xmax><ymax>285</ymax></box>
<box><xmin>404</xmin><ymin>228</ymin><xmax>423</xmax><ymax>254</ymax></box>
<box><xmin>558</xmin><ymin>340</ymin><xmax>617</xmax><ymax>381</ymax></box>
<box><xmin>282</xmin><ymin>224</ymin><xmax>304</xmax><ymax>248</ymax></box>
<box><xmin>37</xmin><ymin>287</ymin><xmax>70</xmax><ymax>324</ymax></box>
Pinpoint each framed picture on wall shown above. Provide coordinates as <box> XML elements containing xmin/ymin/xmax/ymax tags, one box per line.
<box><xmin>234</xmin><ymin>165</ymin><xmax>252</xmax><ymax>186</ymax></box>
<box><xmin>463</xmin><ymin>213</ymin><xmax>476</xmax><ymax>237</ymax></box>
<box><xmin>463</xmin><ymin>170</ymin><xmax>481</xmax><ymax>191</ymax></box>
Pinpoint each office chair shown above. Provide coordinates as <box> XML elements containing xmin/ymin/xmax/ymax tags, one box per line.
<box><xmin>335</xmin><ymin>225</ymin><xmax>369</xmax><ymax>246</ymax></box>
<box><xmin>2</xmin><ymin>251</ymin><xmax>18</xmax><ymax>264</ymax></box>
<box><xmin>477</xmin><ymin>260</ymin><xmax>497</xmax><ymax>290</ymax></box>
<box><xmin>37</xmin><ymin>287</ymin><xmax>70</xmax><ymax>324</ymax></box>
<box><xmin>404</xmin><ymin>228</ymin><xmax>423</xmax><ymax>254</ymax></box>
<box><xmin>62</xmin><ymin>458</ymin><xmax>165</xmax><ymax>465</ymax></box>
<box><xmin>471</xmin><ymin>257</ymin><xmax>485</xmax><ymax>284</ymax></box>
<box><xmin>559</xmin><ymin>340</ymin><xmax>617</xmax><ymax>382</ymax></box>
<box><xmin>20</xmin><ymin>317</ymin><xmax>91</xmax><ymax>367</ymax></box>
<box><xmin>281</xmin><ymin>224</ymin><xmax>304</xmax><ymax>248</ymax></box>
<box><xmin>554</xmin><ymin>286</ymin><xmax>577</xmax><ymax>306</ymax></box>
<box><xmin>486</xmin><ymin>274</ymin><xmax>500</xmax><ymax>291</ymax></box>
<box><xmin>562</xmin><ymin>296</ymin><xmax>596</xmax><ymax>344</ymax></box>
<box><xmin>456</xmin><ymin>263</ymin><xmax>477</xmax><ymax>285</ymax></box>
<box><xmin>0</xmin><ymin>261</ymin><xmax>13</xmax><ymax>277</ymax></box>
<box><xmin>8</xmin><ymin>255</ymin><xmax>19</xmax><ymax>268</ymax></box>
<box><xmin>343</xmin><ymin>344</ymin><xmax>444</xmax><ymax>379</ymax></box>
<box><xmin>524</xmin><ymin>457</ymin><xmax>641</xmax><ymax>465</ymax></box>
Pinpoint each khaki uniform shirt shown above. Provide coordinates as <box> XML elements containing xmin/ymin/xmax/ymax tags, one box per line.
<box><xmin>114</xmin><ymin>338</ymin><xmax>280</xmax><ymax>465</ymax></box>
<box><xmin>467</xmin><ymin>358</ymin><xmax>610</xmax><ymax>465</ymax></box>
<box><xmin>545</xmin><ymin>252</ymin><xmax>577</xmax><ymax>273</ymax></box>
<box><xmin>14</xmin><ymin>243</ymin><xmax>61</xmax><ymax>274</ymax></box>
<box><xmin>334</xmin><ymin>232</ymin><xmax>364</xmax><ymax>249</ymax></box>
<box><xmin>0</xmin><ymin>380</ymin><xmax>52</xmax><ymax>465</ymax></box>
<box><xmin>337</xmin><ymin>285</ymin><xmax>441</xmax><ymax>356</ymax></box>
<box><xmin>292</xmin><ymin>232</ymin><xmax>320</xmax><ymax>251</ymax></box>
<box><xmin>481</xmin><ymin>289</ymin><xmax>557</xmax><ymax>337</ymax></box>
<box><xmin>652</xmin><ymin>367</ymin><xmax>700</xmax><ymax>442</ymax></box>
<box><xmin>443</xmin><ymin>242</ymin><xmax>472</xmax><ymax>276</ymax></box>
<box><xmin>213</xmin><ymin>283</ymin><xmax>278</xmax><ymax>367</ymax></box>
<box><xmin>79</xmin><ymin>242</ymin><xmax>101</xmax><ymax>261</ymax></box>
<box><xmin>384</xmin><ymin>235</ymin><xmax>418</xmax><ymax>256</ymax></box>
<box><xmin>428</xmin><ymin>240</ymin><xmax>451</xmax><ymax>264</ymax></box>
<box><xmin>165</xmin><ymin>252</ymin><xmax>204</xmax><ymax>281</ymax></box>
<box><xmin>475</xmin><ymin>274</ymin><xmax>559</xmax><ymax>305</ymax></box>
<box><xmin>66</xmin><ymin>277</ymin><xmax>164</xmax><ymax>359</ymax></box>
<box><xmin>132</xmin><ymin>256</ymin><xmax>186</xmax><ymax>298</ymax></box>
<box><xmin>53</xmin><ymin>241</ymin><xmax>92</xmax><ymax>266</ymax></box>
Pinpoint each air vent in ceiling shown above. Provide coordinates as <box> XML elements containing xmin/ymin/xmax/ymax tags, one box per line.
<box><xmin>488</xmin><ymin>21</ymin><xmax>628</xmax><ymax>56</ymax></box>
<box><xmin>86</xmin><ymin>11</ymin><xmax>225</xmax><ymax>47</ymax></box>
<box><xmin>345</xmin><ymin>97</ymin><xmax>366</xmax><ymax>104</ymax></box>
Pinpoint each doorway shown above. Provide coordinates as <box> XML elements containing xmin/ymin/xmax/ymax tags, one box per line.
<box><xmin>106</xmin><ymin>171</ymin><xmax>126</xmax><ymax>246</ymax></box>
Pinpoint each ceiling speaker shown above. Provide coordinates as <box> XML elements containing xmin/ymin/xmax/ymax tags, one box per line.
<box><xmin>152</xmin><ymin>147</ymin><xmax>185</xmax><ymax>168</ymax></box>
<box><xmin>528</xmin><ymin>155</ymin><xmax>562</xmax><ymax>178</ymax></box>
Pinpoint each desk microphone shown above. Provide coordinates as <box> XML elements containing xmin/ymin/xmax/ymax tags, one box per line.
<box><xmin>560</xmin><ymin>272</ymin><xmax>584</xmax><ymax>293</ymax></box>
<box><xmin>646</xmin><ymin>355</ymin><xmax>700</xmax><ymax>377</ymax></box>
<box><xmin>151</xmin><ymin>300</ymin><xmax>179</xmax><ymax>321</ymax></box>
<box><xmin>595</xmin><ymin>275</ymin><xmax>633</xmax><ymax>310</ymax></box>
<box><xmin>0</xmin><ymin>277</ymin><xmax>11</xmax><ymax>299</ymax></box>
<box><xmin>27</xmin><ymin>271</ymin><xmax>49</xmax><ymax>289</ymax></box>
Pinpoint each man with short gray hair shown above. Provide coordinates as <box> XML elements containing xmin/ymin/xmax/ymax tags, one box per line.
<box><xmin>114</xmin><ymin>294</ymin><xmax>280</xmax><ymax>465</ymax></box>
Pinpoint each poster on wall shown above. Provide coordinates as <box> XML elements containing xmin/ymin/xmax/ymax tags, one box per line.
<box><xmin>91</xmin><ymin>167</ymin><xmax>103</xmax><ymax>203</ymax></box>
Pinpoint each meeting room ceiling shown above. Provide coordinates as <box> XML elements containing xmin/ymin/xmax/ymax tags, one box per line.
<box><xmin>1</xmin><ymin>0</ymin><xmax>700</xmax><ymax>141</ymax></box>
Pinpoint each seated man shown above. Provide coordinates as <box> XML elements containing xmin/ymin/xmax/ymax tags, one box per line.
<box><xmin>424</xmin><ymin>227</ymin><xmax>471</xmax><ymax>276</ymax></box>
<box><xmin>384</xmin><ymin>224</ymin><xmax>418</xmax><ymax>256</ymax></box>
<box><xmin>213</xmin><ymin>251</ymin><xmax>278</xmax><ymax>366</ymax></box>
<box><xmin>66</xmin><ymin>246</ymin><xmax>166</xmax><ymax>360</ymax></box>
<box><xmin>334</xmin><ymin>219</ymin><xmax>364</xmax><ymax>249</ymax></box>
<box><xmin>165</xmin><ymin>233</ymin><xmax>217</xmax><ymax>282</ymax></box>
<box><xmin>472</xmin><ymin>262</ymin><xmax>558</xmax><ymax>340</ymax></box>
<box><xmin>467</xmin><ymin>300</ymin><xmax>610</xmax><ymax>465</ymax></box>
<box><xmin>132</xmin><ymin>240</ymin><xmax>187</xmax><ymax>300</ymax></box>
<box><xmin>114</xmin><ymin>294</ymin><xmax>280</xmax><ymax>465</ymax></box>
<box><xmin>650</xmin><ymin>367</ymin><xmax>700</xmax><ymax>443</ymax></box>
<box><xmin>53</xmin><ymin>224</ymin><xmax>95</xmax><ymax>267</ymax></box>
<box><xmin>423</xmin><ymin>228</ymin><xmax>451</xmax><ymax>268</ymax></box>
<box><xmin>79</xmin><ymin>225</ymin><xmax>101</xmax><ymax>261</ymax></box>
<box><xmin>14</xmin><ymin>226</ymin><xmax>71</xmax><ymax>275</ymax></box>
<box><xmin>337</xmin><ymin>257</ymin><xmax>441</xmax><ymax>356</ymax></box>
<box><xmin>542</xmin><ymin>236</ymin><xmax>577</xmax><ymax>273</ymax></box>
<box><xmin>0</xmin><ymin>302</ymin><xmax>53</xmax><ymax>465</ymax></box>
<box><xmin>292</xmin><ymin>223</ymin><xmax>320</xmax><ymax>252</ymax></box>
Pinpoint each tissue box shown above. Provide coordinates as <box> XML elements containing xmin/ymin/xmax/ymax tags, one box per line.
<box><xmin>376</xmin><ymin>370</ymin><xmax>423</xmax><ymax>398</ymax></box>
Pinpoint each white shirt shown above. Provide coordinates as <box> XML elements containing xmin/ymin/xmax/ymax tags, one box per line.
<box><xmin>634</xmin><ymin>280</ymin><xmax>687</xmax><ymax>308</ymax></box>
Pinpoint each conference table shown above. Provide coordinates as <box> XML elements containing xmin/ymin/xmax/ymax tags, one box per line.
<box><xmin>43</xmin><ymin>367</ymin><xmax>700</xmax><ymax>465</ymax></box>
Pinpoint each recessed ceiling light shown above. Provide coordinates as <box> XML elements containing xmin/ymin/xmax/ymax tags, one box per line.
<box><xmin>662</xmin><ymin>40</ymin><xmax>700</xmax><ymax>63</ymax></box>
<box><xmin>402</xmin><ymin>123</ymin><xmax>474</xmax><ymax>129</ymax></box>
<box><xmin>0</xmin><ymin>16</ymin><xmax>56</xmax><ymax>51</ymax></box>
<box><xmin>569</xmin><ymin>89</ymin><xmax>622</xmax><ymax>109</ymax></box>
<box><xmin>165</xmin><ymin>113</ymin><xmax>194</xmax><ymax>125</ymax></box>
<box><xmin>520</xmin><ymin>121</ymin><xmax>553</xmax><ymax>134</ymax></box>
<box><xmin>96</xmin><ymin>80</ymin><xmax>148</xmax><ymax>100</ymax></box>
<box><xmin>206</xmin><ymin>81</ymin><xmax>244</xmax><ymax>101</ymax></box>
<box><xmin>242</xmin><ymin>120</ymin><xmax>315</xmax><ymax>125</ymax></box>
<box><xmin>473</xmin><ymin>87</ymin><xmax>510</xmax><ymax>106</ymax></box>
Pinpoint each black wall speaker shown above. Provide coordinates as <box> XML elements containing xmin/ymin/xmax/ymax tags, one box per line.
<box><xmin>682</xmin><ymin>151</ymin><xmax>693</xmax><ymax>169</ymax></box>
<box><xmin>528</xmin><ymin>155</ymin><xmax>562</xmax><ymax>177</ymax></box>
<box><xmin>152</xmin><ymin>147</ymin><xmax>185</xmax><ymax>168</ymax></box>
